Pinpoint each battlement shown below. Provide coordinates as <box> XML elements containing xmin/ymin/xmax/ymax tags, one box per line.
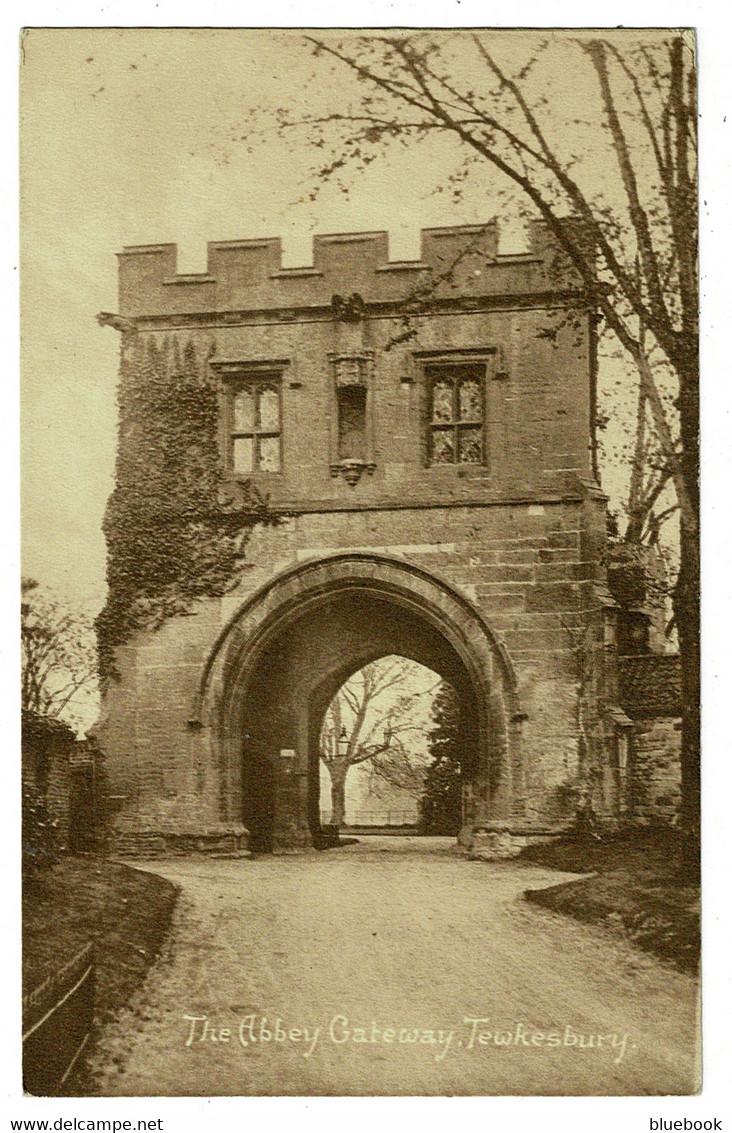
<box><xmin>118</xmin><ymin>220</ymin><xmax>583</xmax><ymax>319</ymax></box>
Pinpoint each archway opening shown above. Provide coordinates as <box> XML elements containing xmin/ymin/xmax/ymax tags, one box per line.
<box><xmin>234</xmin><ymin>587</ymin><xmax>485</xmax><ymax>852</ymax></box>
<box><xmin>206</xmin><ymin>554</ymin><xmax>522</xmax><ymax>853</ymax></box>
<box><xmin>317</xmin><ymin>656</ymin><xmax>463</xmax><ymax>836</ymax></box>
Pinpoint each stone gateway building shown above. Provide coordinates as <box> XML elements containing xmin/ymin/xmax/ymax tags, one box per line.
<box><xmin>96</xmin><ymin>222</ymin><xmax>680</xmax><ymax>855</ymax></box>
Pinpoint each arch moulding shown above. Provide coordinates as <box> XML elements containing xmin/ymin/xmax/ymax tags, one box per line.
<box><xmin>192</xmin><ymin>552</ymin><xmax>528</xmax><ymax>843</ymax></box>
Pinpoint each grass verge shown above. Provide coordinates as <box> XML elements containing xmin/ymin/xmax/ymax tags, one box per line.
<box><xmin>23</xmin><ymin>855</ymin><xmax>178</xmax><ymax>1092</ymax></box>
<box><xmin>521</xmin><ymin>828</ymin><xmax>700</xmax><ymax>973</ymax></box>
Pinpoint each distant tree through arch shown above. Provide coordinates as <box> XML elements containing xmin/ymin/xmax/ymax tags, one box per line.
<box><xmin>319</xmin><ymin>655</ymin><xmax>441</xmax><ymax>828</ymax></box>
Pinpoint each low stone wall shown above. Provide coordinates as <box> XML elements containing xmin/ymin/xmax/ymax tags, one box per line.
<box><xmin>632</xmin><ymin>716</ymin><xmax>682</xmax><ymax>824</ymax></box>
<box><xmin>111</xmin><ymin>825</ymin><xmax>249</xmax><ymax>858</ymax></box>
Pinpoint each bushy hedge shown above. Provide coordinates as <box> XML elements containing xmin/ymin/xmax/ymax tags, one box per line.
<box><xmin>22</xmin><ymin>779</ymin><xmax>56</xmax><ymax>877</ymax></box>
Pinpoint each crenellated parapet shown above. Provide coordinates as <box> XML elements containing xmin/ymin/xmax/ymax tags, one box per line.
<box><xmin>118</xmin><ymin>221</ymin><xmax>584</xmax><ymax>320</ymax></box>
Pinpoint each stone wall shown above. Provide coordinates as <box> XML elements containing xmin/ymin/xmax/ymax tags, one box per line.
<box><xmin>632</xmin><ymin>717</ymin><xmax>683</xmax><ymax>825</ymax></box>
<box><xmin>117</xmin><ymin>221</ymin><xmax>582</xmax><ymax>319</ymax></box>
<box><xmin>21</xmin><ymin>712</ymin><xmax>76</xmax><ymax>849</ymax></box>
<box><xmin>99</xmin><ymin>495</ymin><xmax>606</xmax><ymax>849</ymax></box>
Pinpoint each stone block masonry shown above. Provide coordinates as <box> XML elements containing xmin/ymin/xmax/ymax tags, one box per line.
<box><xmin>97</xmin><ymin>221</ymin><xmax>616</xmax><ymax>854</ymax></box>
<box><xmin>632</xmin><ymin>717</ymin><xmax>683</xmax><ymax>824</ymax></box>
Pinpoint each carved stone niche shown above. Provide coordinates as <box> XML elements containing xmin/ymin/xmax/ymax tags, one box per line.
<box><xmin>328</xmin><ymin>352</ymin><xmax>376</xmax><ymax>485</ymax></box>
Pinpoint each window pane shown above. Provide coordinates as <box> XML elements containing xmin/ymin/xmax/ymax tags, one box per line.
<box><xmin>432</xmin><ymin>380</ymin><xmax>454</xmax><ymax>423</ymax></box>
<box><xmin>258</xmin><ymin>435</ymin><xmax>281</xmax><ymax>472</ymax></box>
<box><xmin>233</xmin><ymin>436</ymin><xmax>254</xmax><ymax>474</ymax></box>
<box><xmin>259</xmin><ymin>387</ymin><xmax>280</xmax><ymax>432</ymax></box>
<box><xmin>459</xmin><ymin>427</ymin><xmax>482</xmax><ymax>464</ymax></box>
<box><xmin>233</xmin><ymin>389</ymin><xmax>254</xmax><ymax>432</ymax></box>
<box><xmin>432</xmin><ymin>428</ymin><xmax>454</xmax><ymax>464</ymax></box>
<box><xmin>459</xmin><ymin>379</ymin><xmax>482</xmax><ymax>421</ymax></box>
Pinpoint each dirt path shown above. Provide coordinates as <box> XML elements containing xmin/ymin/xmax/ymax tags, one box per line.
<box><xmin>89</xmin><ymin>837</ymin><xmax>699</xmax><ymax>1096</ymax></box>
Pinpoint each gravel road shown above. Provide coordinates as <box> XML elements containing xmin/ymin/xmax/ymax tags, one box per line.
<box><xmin>89</xmin><ymin>837</ymin><xmax>699</xmax><ymax>1096</ymax></box>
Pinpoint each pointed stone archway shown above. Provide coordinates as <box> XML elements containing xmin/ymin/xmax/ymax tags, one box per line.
<box><xmin>192</xmin><ymin>553</ymin><xmax>526</xmax><ymax>851</ymax></box>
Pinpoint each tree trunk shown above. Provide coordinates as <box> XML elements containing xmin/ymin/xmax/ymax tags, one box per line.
<box><xmin>674</xmin><ymin>349</ymin><xmax>700</xmax><ymax>877</ymax></box>
<box><xmin>329</xmin><ymin>765</ymin><xmax>348</xmax><ymax>827</ymax></box>
<box><xmin>674</xmin><ymin>517</ymin><xmax>700</xmax><ymax>876</ymax></box>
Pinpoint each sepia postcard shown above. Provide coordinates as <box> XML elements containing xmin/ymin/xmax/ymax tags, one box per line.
<box><xmin>18</xmin><ymin>24</ymin><xmax>707</xmax><ymax>1108</ymax></box>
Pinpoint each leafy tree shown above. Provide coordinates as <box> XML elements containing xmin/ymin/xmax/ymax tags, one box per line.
<box><xmin>419</xmin><ymin>683</ymin><xmax>463</xmax><ymax>835</ymax></box>
<box><xmin>320</xmin><ymin>656</ymin><xmax>438</xmax><ymax>826</ymax></box>
<box><xmin>277</xmin><ymin>31</ymin><xmax>699</xmax><ymax>837</ymax></box>
<box><xmin>21</xmin><ymin>580</ymin><xmax>98</xmax><ymax>872</ymax></box>
<box><xmin>21</xmin><ymin>578</ymin><xmax>98</xmax><ymax>733</ymax></box>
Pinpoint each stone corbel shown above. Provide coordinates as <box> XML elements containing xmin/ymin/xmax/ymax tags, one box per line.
<box><xmin>96</xmin><ymin>311</ymin><xmax>138</xmax><ymax>335</ymax></box>
<box><xmin>329</xmin><ymin>458</ymin><xmax>377</xmax><ymax>486</ymax></box>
